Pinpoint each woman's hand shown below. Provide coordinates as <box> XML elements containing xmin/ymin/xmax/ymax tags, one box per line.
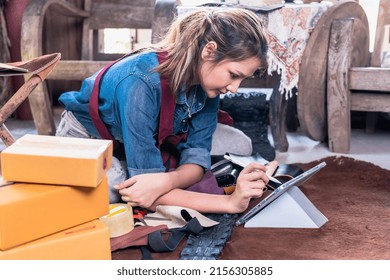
<box><xmin>228</xmin><ymin>161</ymin><xmax>279</xmax><ymax>213</ymax></box>
<box><xmin>114</xmin><ymin>172</ymin><xmax>173</xmax><ymax>209</ymax></box>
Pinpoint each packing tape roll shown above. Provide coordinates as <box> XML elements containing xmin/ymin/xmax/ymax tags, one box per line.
<box><xmin>100</xmin><ymin>203</ymin><xmax>134</xmax><ymax>238</ymax></box>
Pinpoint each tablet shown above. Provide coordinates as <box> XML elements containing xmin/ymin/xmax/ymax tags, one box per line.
<box><xmin>235</xmin><ymin>161</ymin><xmax>327</xmax><ymax>226</ymax></box>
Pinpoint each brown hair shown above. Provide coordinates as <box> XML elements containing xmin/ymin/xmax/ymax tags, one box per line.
<box><xmin>152</xmin><ymin>8</ymin><xmax>268</xmax><ymax>94</ymax></box>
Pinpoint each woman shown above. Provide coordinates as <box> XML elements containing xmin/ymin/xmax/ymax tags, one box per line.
<box><xmin>56</xmin><ymin>8</ymin><xmax>277</xmax><ymax>213</ymax></box>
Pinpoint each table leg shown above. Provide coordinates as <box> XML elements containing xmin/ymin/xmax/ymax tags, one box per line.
<box><xmin>269</xmin><ymin>73</ymin><xmax>289</xmax><ymax>152</ymax></box>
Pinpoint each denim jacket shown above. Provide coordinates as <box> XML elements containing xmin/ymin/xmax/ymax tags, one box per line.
<box><xmin>58</xmin><ymin>51</ymin><xmax>219</xmax><ymax>177</ymax></box>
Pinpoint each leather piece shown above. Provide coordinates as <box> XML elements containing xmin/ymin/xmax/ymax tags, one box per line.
<box><xmin>186</xmin><ymin>170</ymin><xmax>224</xmax><ymax>195</ymax></box>
<box><xmin>149</xmin><ymin>217</ymin><xmax>203</xmax><ymax>253</ymax></box>
<box><xmin>112</xmin><ymin>156</ymin><xmax>390</xmax><ymax>260</ymax></box>
<box><xmin>180</xmin><ymin>213</ymin><xmax>238</xmax><ymax>260</ymax></box>
<box><xmin>110</xmin><ymin>225</ymin><xmax>168</xmax><ymax>251</ymax></box>
<box><xmin>0</xmin><ymin>53</ymin><xmax>61</xmax><ymax>77</ymax></box>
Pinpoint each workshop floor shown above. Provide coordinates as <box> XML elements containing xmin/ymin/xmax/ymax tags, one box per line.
<box><xmin>1</xmin><ymin>109</ymin><xmax>389</xmax><ymax>171</ymax></box>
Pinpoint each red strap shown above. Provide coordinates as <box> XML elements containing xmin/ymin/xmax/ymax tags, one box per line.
<box><xmin>89</xmin><ymin>52</ymin><xmax>187</xmax><ymax>169</ymax></box>
<box><xmin>157</xmin><ymin>53</ymin><xmax>188</xmax><ymax>169</ymax></box>
<box><xmin>156</xmin><ymin>52</ymin><xmax>175</xmax><ymax>148</ymax></box>
<box><xmin>89</xmin><ymin>57</ymin><xmax>125</xmax><ymax>140</ymax></box>
<box><xmin>217</xmin><ymin>109</ymin><xmax>234</xmax><ymax>127</ymax></box>
<box><xmin>156</xmin><ymin>52</ymin><xmax>188</xmax><ymax>148</ymax></box>
<box><xmin>89</xmin><ymin>53</ymin><xmax>179</xmax><ymax>143</ymax></box>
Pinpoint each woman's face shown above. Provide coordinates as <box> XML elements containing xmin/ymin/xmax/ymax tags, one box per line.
<box><xmin>198</xmin><ymin>42</ymin><xmax>262</xmax><ymax>98</ymax></box>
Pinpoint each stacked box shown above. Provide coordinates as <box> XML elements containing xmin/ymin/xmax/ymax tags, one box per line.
<box><xmin>0</xmin><ymin>134</ymin><xmax>114</xmax><ymax>259</ymax></box>
<box><xmin>1</xmin><ymin>134</ymin><xmax>113</xmax><ymax>187</ymax></box>
<box><xmin>0</xmin><ymin>179</ymin><xmax>109</xmax><ymax>250</ymax></box>
<box><xmin>0</xmin><ymin>220</ymin><xmax>111</xmax><ymax>260</ymax></box>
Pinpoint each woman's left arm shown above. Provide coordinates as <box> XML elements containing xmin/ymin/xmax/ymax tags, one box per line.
<box><xmin>148</xmin><ymin>161</ymin><xmax>279</xmax><ymax>214</ymax></box>
<box><xmin>115</xmin><ymin>163</ymin><xmax>204</xmax><ymax>208</ymax></box>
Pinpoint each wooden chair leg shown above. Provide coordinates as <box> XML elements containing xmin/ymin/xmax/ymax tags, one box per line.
<box><xmin>327</xmin><ymin>18</ymin><xmax>354</xmax><ymax>153</ymax></box>
<box><xmin>27</xmin><ymin>82</ymin><xmax>56</xmax><ymax>135</ymax></box>
<box><xmin>0</xmin><ymin>53</ymin><xmax>61</xmax><ymax>146</ymax></box>
<box><xmin>0</xmin><ymin>74</ymin><xmax>43</xmax><ymax>147</ymax></box>
<box><xmin>0</xmin><ymin>75</ymin><xmax>43</xmax><ymax>124</ymax></box>
<box><xmin>0</xmin><ymin>124</ymin><xmax>15</xmax><ymax>146</ymax></box>
<box><xmin>269</xmin><ymin>73</ymin><xmax>289</xmax><ymax>152</ymax></box>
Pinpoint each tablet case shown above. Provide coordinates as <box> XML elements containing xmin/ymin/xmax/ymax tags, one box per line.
<box><xmin>244</xmin><ymin>186</ymin><xmax>328</xmax><ymax>228</ymax></box>
<box><xmin>236</xmin><ymin>161</ymin><xmax>328</xmax><ymax>228</ymax></box>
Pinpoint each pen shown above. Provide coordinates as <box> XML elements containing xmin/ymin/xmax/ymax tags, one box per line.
<box><xmin>223</xmin><ymin>154</ymin><xmax>282</xmax><ymax>184</ymax></box>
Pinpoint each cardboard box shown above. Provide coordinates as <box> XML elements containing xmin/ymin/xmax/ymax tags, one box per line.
<box><xmin>1</xmin><ymin>134</ymin><xmax>113</xmax><ymax>187</ymax></box>
<box><xmin>0</xmin><ymin>178</ymin><xmax>109</xmax><ymax>250</ymax></box>
<box><xmin>0</xmin><ymin>219</ymin><xmax>111</xmax><ymax>260</ymax></box>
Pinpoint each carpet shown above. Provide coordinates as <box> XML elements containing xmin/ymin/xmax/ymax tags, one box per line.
<box><xmin>111</xmin><ymin>156</ymin><xmax>390</xmax><ymax>260</ymax></box>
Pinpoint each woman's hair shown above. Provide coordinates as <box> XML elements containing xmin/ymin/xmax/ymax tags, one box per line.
<box><xmin>153</xmin><ymin>8</ymin><xmax>269</xmax><ymax>94</ymax></box>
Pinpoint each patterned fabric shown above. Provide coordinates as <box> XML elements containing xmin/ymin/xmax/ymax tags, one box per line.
<box><xmin>262</xmin><ymin>3</ymin><xmax>332</xmax><ymax>98</ymax></box>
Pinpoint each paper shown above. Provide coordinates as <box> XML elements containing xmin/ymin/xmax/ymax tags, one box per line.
<box><xmin>225</xmin><ymin>152</ymin><xmax>269</xmax><ymax>166</ymax></box>
<box><xmin>141</xmin><ymin>205</ymin><xmax>219</xmax><ymax>229</ymax></box>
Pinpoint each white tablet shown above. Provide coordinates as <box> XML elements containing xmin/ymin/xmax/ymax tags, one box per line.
<box><xmin>235</xmin><ymin>161</ymin><xmax>327</xmax><ymax>226</ymax></box>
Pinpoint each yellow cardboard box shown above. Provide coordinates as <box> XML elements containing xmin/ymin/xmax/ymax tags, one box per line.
<box><xmin>0</xmin><ymin>219</ymin><xmax>111</xmax><ymax>260</ymax></box>
<box><xmin>1</xmin><ymin>134</ymin><xmax>113</xmax><ymax>187</ymax></box>
<box><xmin>0</xmin><ymin>178</ymin><xmax>109</xmax><ymax>250</ymax></box>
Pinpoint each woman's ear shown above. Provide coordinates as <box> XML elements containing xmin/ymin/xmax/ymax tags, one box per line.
<box><xmin>201</xmin><ymin>41</ymin><xmax>217</xmax><ymax>60</ymax></box>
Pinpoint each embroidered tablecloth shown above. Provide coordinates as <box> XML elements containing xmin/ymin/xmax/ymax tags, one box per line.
<box><xmin>177</xmin><ymin>3</ymin><xmax>333</xmax><ymax>98</ymax></box>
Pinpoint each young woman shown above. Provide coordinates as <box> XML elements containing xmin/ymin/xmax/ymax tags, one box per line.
<box><xmin>56</xmin><ymin>8</ymin><xmax>277</xmax><ymax>214</ymax></box>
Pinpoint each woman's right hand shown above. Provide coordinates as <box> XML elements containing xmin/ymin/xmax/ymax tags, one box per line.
<box><xmin>114</xmin><ymin>172</ymin><xmax>173</xmax><ymax>209</ymax></box>
<box><xmin>228</xmin><ymin>161</ymin><xmax>278</xmax><ymax>213</ymax></box>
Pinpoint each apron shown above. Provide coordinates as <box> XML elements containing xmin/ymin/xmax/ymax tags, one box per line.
<box><xmin>88</xmin><ymin>51</ymin><xmax>224</xmax><ymax>195</ymax></box>
<box><xmin>89</xmin><ymin>52</ymin><xmax>186</xmax><ymax>169</ymax></box>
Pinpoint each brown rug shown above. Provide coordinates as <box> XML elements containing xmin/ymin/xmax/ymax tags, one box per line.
<box><xmin>112</xmin><ymin>156</ymin><xmax>390</xmax><ymax>260</ymax></box>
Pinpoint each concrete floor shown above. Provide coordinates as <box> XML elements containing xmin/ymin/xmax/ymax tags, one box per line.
<box><xmin>274</xmin><ymin>128</ymin><xmax>390</xmax><ymax>171</ymax></box>
<box><xmin>1</xmin><ymin>111</ymin><xmax>389</xmax><ymax>171</ymax></box>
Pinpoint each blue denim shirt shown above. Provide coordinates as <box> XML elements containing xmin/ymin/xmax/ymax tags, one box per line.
<box><xmin>58</xmin><ymin>51</ymin><xmax>219</xmax><ymax>177</ymax></box>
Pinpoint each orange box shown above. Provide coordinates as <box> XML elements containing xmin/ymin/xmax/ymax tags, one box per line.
<box><xmin>0</xmin><ymin>219</ymin><xmax>111</xmax><ymax>260</ymax></box>
<box><xmin>0</xmin><ymin>178</ymin><xmax>109</xmax><ymax>250</ymax></box>
<box><xmin>1</xmin><ymin>134</ymin><xmax>113</xmax><ymax>187</ymax></box>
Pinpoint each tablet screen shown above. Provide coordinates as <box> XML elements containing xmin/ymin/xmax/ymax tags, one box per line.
<box><xmin>235</xmin><ymin>161</ymin><xmax>327</xmax><ymax>226</ymax></box>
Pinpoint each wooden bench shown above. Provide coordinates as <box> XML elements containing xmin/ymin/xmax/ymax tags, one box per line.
<box><xmin>327</xmin><ymin>0</ymin><xmax>390</xmax><ymax>153</ymax></box>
